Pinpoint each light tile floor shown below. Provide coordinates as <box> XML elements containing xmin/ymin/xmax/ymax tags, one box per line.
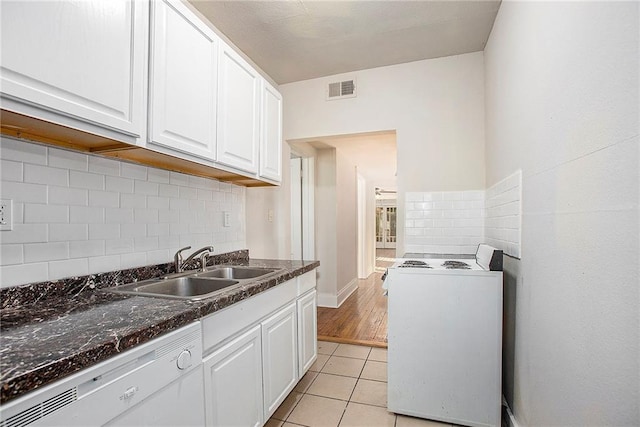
<box><xmin>267</xmin><ymin>341</ymin><xmax>454</xmax><ymax>427</ymax></box>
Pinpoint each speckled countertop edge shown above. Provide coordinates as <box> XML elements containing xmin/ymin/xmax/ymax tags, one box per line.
<box><xmin>0</xmin><ymin>251</ymin><xmax>319</xmax><ymax>404</ymax></box>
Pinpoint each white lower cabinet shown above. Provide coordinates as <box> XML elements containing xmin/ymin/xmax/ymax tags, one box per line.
<box><xmin>202</xmin><ymin>271</ymin><xmax>317</xmax><ymax>427</ymax></box>
<box><xmin>203</xmin><ymin>325</ymin><xmax>263</xmax><ymax>427</ymax></box>
<box><xmin>297</xmin><ymin>290</ymin><xmax>318</xmax><ymax>378</ymax></box>
<box><xmin>261</xmin><ymin>302</ymin><xmax>298</xmax><ymax>420</ymax></box>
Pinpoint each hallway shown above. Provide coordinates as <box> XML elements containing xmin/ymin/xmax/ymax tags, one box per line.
<box><xmin>317</xmin><ymin>250</ymin><xmax>397</xmax><ymax>348</ymax></box>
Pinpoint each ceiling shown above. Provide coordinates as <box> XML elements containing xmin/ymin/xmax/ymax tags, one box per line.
<box><xmin>189</xmin><ymin>0</ymin><xmax>502</xmax><ymax>84</ymax></box>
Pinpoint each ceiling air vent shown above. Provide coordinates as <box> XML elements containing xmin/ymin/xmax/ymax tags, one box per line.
<box><xmin>326</xmin><ymin>78</ymin><xmax>356</xmax><ymax>100</ymax></box>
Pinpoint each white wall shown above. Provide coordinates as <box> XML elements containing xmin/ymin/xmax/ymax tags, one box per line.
<box><xmin>314</xmin><ymin>148</ymin><xmax>338</xmax><ymax>304</ymax></box>
<box><xmin>245</xmin><ymin>141</ymin><xmax>292</xmax><ymax>260</ymax></box>
<box><xmin>0</xmin><ymin>137</ymin><xmax>246</xmax><ymax>288</ymax></box>
<box><xmin>485</xmin><ymin>2</ymin><xmax>639</xmax><ymax>425</ymax></box>
<box><xmin>335</xmin><ymin>150</ymin><xmax>358</xmax><ymax>299</ymax></box>
<box><xmin>281</xmin><ymin>52</ymin><xmax>486</xmax><ymax>255</ymax></box>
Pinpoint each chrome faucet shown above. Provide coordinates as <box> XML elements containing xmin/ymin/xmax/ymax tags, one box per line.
<box><xmin>174</xmin><ymin>246</ymin><xmax>214</xmax><ymax>273</ymax></box>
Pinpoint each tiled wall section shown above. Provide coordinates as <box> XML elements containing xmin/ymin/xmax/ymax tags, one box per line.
<box><xmin>0</xmin><ymin>137</ymin><xmax>246</xmax><ymax>288</ymax></box>
<box><xmin>405</xmin><ymin>190</ymin><xmax>485</xmax><ymax>254</ymax></box>
<box><xmin>485</xmin><ymin>170</ymin><xmax>522</xmax><ymax>258</ymax></box>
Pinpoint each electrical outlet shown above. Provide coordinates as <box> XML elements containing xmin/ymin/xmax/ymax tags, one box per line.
<box><xmin>223</xmin><ymin>211</ymin><xmax>231</xmax><ymax>227</ymax></box>
<box><xmin>0</xmin><ymin>199</ymin><xmax>13</xmax><ymax>231</ymax></box>
<box><xmin>267</xmin><ymin>209</ymin><xmax>274</xmax><ymax>223</ymax></box>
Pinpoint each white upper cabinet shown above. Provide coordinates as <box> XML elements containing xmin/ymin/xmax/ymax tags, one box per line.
<box><xmin>260</xmin><ymin>80</ymin><xmax>283</xmax><ymax>183</ymax></box>
<box><xmin>148</xmin><ymin>0</ymin><xmax>217</xmax><ymax>160</ymax></box>
<box><xmin>0</xmin><ymin>0</ymin><xmax>147</xmax><ymax>143</ymax></box>
<box><xmin>216</xmin><ymin>42</ymin><xmax>261</xmax><ymax>174</ymax></box>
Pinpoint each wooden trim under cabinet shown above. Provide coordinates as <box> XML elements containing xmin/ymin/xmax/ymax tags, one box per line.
<box><xmin>0</xmin><ymin>109</ymin><xmax>275</xmax><ymax>187</ymax></box>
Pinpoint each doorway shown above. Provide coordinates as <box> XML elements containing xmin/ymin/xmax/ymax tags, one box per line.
<box><xmin>375</xmin><ymin>205</ymin><xmax>397</xmax><ymax>249</ymax></box>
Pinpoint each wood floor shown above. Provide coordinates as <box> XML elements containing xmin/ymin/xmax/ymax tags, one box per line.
<box><xmin>317</xmin><ymin>249</ymin><xmax>397</xmax><ymax>348</ymax></box>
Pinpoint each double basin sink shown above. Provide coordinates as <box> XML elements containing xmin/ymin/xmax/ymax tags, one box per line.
<box><xmin>108</xmin><ymin>266</ymin><xmax>282</xmax><ymax>301</ymax></box>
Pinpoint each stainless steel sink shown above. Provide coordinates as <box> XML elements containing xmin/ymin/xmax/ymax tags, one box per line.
<box><xmin>106</xmin><ymin>266</ymin><xmax>283</xmax><ymax>301</ymax></box>
<box><xmin>109</xmin><ymin>276</ymin><xmax>240</xmax><ymax>301</ymax></box>
<box><xmin>195</xmin><ymin>266</ymin><xmax>279</xmax><ymax>280</ymax></box>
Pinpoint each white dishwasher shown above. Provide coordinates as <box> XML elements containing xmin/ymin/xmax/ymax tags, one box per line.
<box><xmin>0</xmin><ymin>322</ymin><xmax>204</xmax><ymax>427</ymax></box>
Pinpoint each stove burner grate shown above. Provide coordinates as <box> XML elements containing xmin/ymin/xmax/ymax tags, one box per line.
<box><xmin>398</xmin><ymin>260</ymin><xmax>432</xmax><ymax>268</ymax></box>
<box><xmin>442</xmin><ymin>260</ymin><xmax>471</xmax><ymax>270</ymax></box>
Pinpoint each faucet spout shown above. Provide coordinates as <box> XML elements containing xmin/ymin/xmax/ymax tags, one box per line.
<box><xmin>177</xmin><ymin>246</ymin><xmax>214</xmax><ymax>272</ymax></box>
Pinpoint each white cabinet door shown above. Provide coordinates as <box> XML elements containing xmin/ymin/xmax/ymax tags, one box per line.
<box><xmin>297</xmin><ymin>290</ymin><xmax>318</xmax><ymax>378</ymax></box>
<box><xmin>0</xmin><ymin>0</ymin><xmax>147</xmax><ymax>141</ymax></box>
<box><xmin>262</xmin><ymin>302</ymin><xmax>298</xmax><ymax>420</ymax></box>
<box><xmin>148</xmin><ymin>0</ymin><xmax>217</xmax><ymax>160</ymax></box>
<box><xmin>259</xmin><ymin>80</ymin><xmax>283</xmax><ymax>183</ymax></box>
<box><xmin>203</xmin><ymin>325</ymin><xmax>263</xmax><ymax>427</ymax></box>
<box><xmin>216</xmin><ymin>42</ymin><xmax>260</xmax><ymax>174</ymax></box>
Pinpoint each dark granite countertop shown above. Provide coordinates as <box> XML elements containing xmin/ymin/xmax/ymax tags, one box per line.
<box><xmin>0</xmin><ymin>251</ymin><xmax>319</xmax><ymax>404</ymax></box>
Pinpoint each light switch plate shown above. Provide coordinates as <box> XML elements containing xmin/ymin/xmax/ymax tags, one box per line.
<box><xmin>223</xmin><ymin>211</ymin><xmax>231</xmax><ymax>227</ymax></box>
<box><xmin>0</xmin><ymin>199</ymin><xmax>13</xmax><ymax>231</ymax></box>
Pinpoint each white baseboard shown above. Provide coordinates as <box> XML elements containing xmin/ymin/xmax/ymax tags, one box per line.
<box><xmin>317</xmin><ymin>292</ymin><xmax>337</xmax><ymax>308</ymax></box>
<box><xmin>336</xmin><ymin>278</ymin><xmax>358</xmax><ymax>307</ymax></box>
<box><xmin>316</xmin><ymin>278</ymin><xmax>358</xmax><ymax>308</ymax></box>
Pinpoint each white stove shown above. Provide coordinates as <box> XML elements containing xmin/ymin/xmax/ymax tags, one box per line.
<box><xmin>386</xmin><ymin>244</ymin><xmax>504</xmax><ymax>427</ymax></box>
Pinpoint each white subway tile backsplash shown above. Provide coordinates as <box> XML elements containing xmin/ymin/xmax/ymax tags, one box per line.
<box><xmin>1</xmin><ymin>159</ymin><xmax>23</xmax><ymax>181</ymax></box>
<box><xmin>121</xmin><ymin>223</ymin><xmax>147</xmax><ymax>238</ymax></box>
<box><xmin>70</xmin><ymin>170</ymin><xmax>104</xmax><ymax>190</ymax></box>
<box><xmin>24</xmin><ymin>242</ymin><xmax>69</xmax><ymax>262</ymax></box>
<box><xmin>147</xmin><ymin>223</ymin><xmax>169</xmax><ymax>236</ymax></box>
<box><xmin>106</xmin><ymin>176</ymin><xmax>134</xmax><ymax>193</ymax></box>
<box><xmin>170</xmin><ymin>171</ymin><xmax>190</xmax><ymax>186</ymax></box>
<box><xmin>121</xmin><ymin>162</ymin><xmax>147</xmax><ymax>180</ymax></box>
<box><xmin>0</xmin><ymin>262</ymin><xmax>48</xmax><ymax>288</ymax></box>
<box><xmin>158</xmin><ymin>183</ymin><xmax>180</xmax><ymax>198</ymax></box>
<box><xmin>147</xmin><ymin>169</ymin><xmax>170</xmax><ymax>184</ymax></box>
<box><xmin>24</xmin><ymin>164</ymin><xmax>68</xmax><ymax>187</ymax></box>
<box><xmin>1</xmin><ymin>139</ymin><xmax>246</xmax><ymax>287</ymax></box>
<box><xmin>49</xmin><ymin>186</ymin><xmax>88</xmax><ymax>206</ymax></box>
<box><xmin>0</xmin><ymin>244</ymin><xmax>23</xmax><ymax>266</ymax></box>
<box><xmin>69</xmin><ymin>240</ymin><xmax>105</xmax><ymax>258</ymax></box>
<box><xmin>70</xmin><ymin>206</ymin><xmax>104</xmax><ymax>224</ymax></box>
<box><xmin>485</xmin><ymin>170</ymin><xmax>522</xmax><ymax>258</ymax></box>
<box><xmin>24</xmin><ymin>204</ymin><xmax>68</xmax><ymax>223</ymax></box>
<box><xmin>89</xmin><ymin>223</ymin><xmax>120</xmax><ymax>240</ymax></box>
<box><xmin>146</xmin><ymin>249</ymin><xmax>171</xmax><ymax>265</ymax></box>
<box><xmin>179</xmin><ymin>186</ymin><xmax>198</xmax><ymax>200</ymax></box>
<box><xmin>105</xmin><ymin>238</ymin><xmax>134</xmax><ymax>255</ymax></box>
<box><xmin>405</xmin><ymin>190</ymin><xmax>486</xmax><ymax>254</ymax></box>
<box><xmin>0</xmin><ymin>224</ymin><xmax>48</xmax><ymax>244</ymax></box>
<box><xmin>50</xmin><ymin>224</ymin><xmax>88</xmax><ymax>241</ymax></box>
<box><xmin>120</xmin><ymin>193</ymin><xmax>146</xmax><ymax>209</ymax></box>
<box><xmin>147</xmin><ymin>196</ymin><xmax>170</xmax><ymax>210</ymax></box>
<box><xmin>88</xmin><ymin>156</ymin><xmax>120</xmax><ymax>176</ymax></box>
<box><xmin>134</xmin><ymin>180</ymin><xmax>158</xmax><ymax>196</ymax></box>
<box><xmin>105</xmin><ymin>208</ymin><xmax>134</xmax><ymax>224</ymax></box>
<box><xmin>134</xmin><ymin>236</ymin><xmax>158</xmax><ymax>252</ymax></box>
<box><xmin>89</xmin><ymin>191</ymin><xmax>120</xmax><ymax>208</ymax></box>
<box><xmin>48</xmin><ymin>147</ymin><xmax>88</xmax><ymax>171</ymax></box>
<box><xmin>2</xmin><ymin>181</ymin><xmax>47</xmax><ymax>203</ymax></box>
<box><xmin>159</xmin><ymin>210</ymin><xmax>180</xmax><ymax>223</ymax></box>
<box><xmin>88</xmin><ymin>255</ymin><xmax>121</xmax><ymax>275</ymax></box>
<box><xmin>49</xmin><ymin>258</ymin><xmax>88</xmax><ymax>279</ymax></box>
<box><xmin>134</xmin><ymin>209</ymin><xmax>158</xmax><ymax>224</ymax></box>
<box><xmin>120</xmin><ymin>252</ymin><xmax>147</xmax><ymax>269</ymax></box>
<box><xmin>0</xmin><ymin>137</ymin><xmax>47</xmax><ymax>165</ymax></box>
<box><xmin>197</xmin><ymin>189</ymin><xmax>213</xmax><ymax>201</ymax></box>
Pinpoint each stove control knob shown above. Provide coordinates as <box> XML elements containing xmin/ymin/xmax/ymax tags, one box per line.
<box><xmin>176</xmin><ymin>349</ymin><xmax>192</xmax><ymax>370</ymax></box>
